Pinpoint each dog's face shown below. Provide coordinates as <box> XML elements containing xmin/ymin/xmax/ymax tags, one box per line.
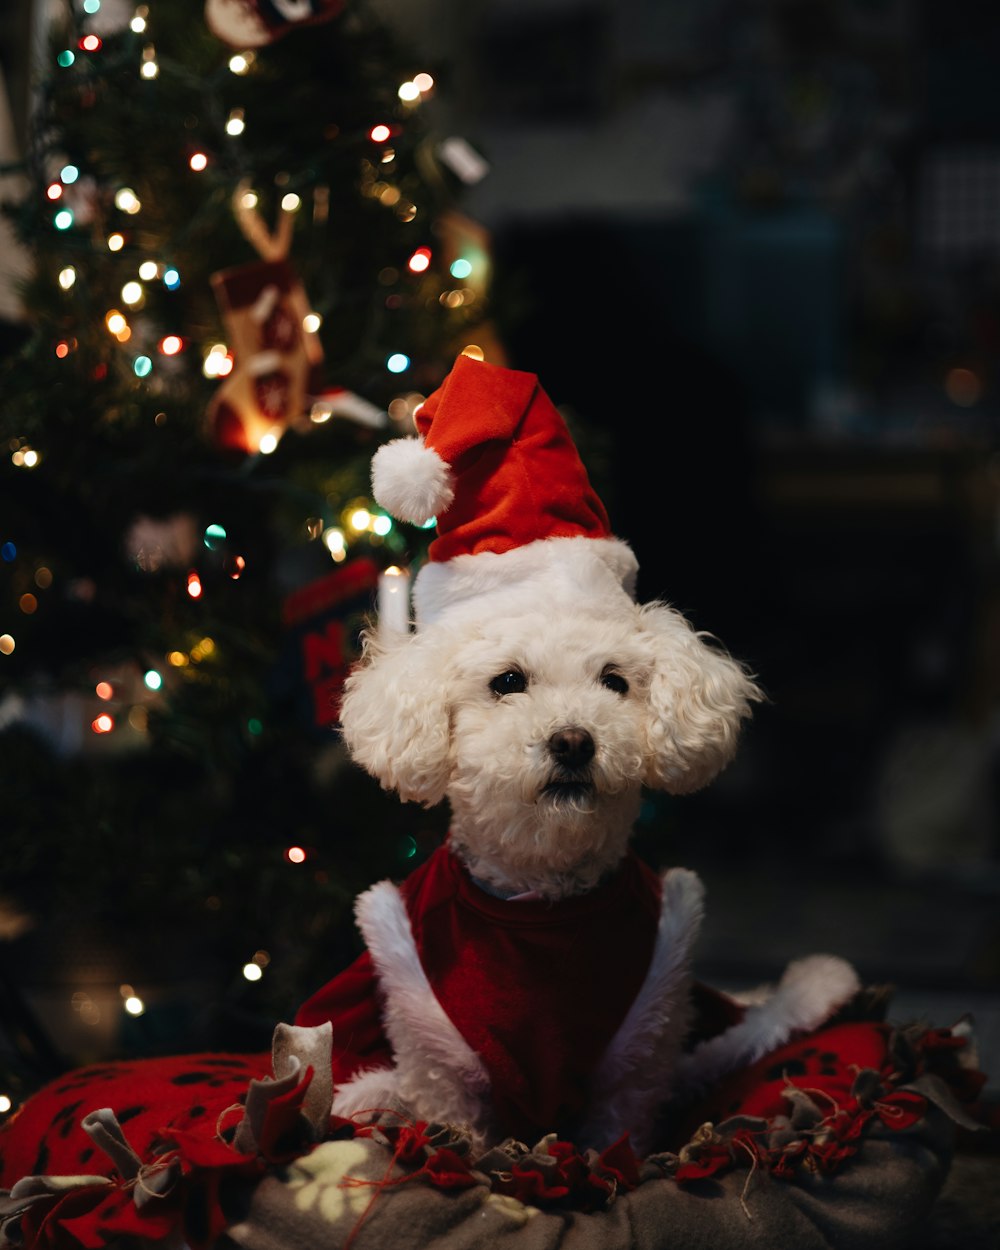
<box><xmin>339</xmin><ymin>600</ymin><xmax>761</xmax><ymax>898</ymax></box>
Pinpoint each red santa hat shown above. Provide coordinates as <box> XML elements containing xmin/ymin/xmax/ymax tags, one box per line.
<box><xmin>371</xmin><ymin>353</ymin><xmax>638</xmax><ymax>628</ymax></box>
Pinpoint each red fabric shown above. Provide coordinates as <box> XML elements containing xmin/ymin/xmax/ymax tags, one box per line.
<box><xmin>415</xmin><ymin>355</ymin><xmax>612</xmax><ymax>563</ymax></box>
<box><xmin>296</xmin><ymin>843</ymin><xmax>662</xmax><ymax>1143</ymax></box>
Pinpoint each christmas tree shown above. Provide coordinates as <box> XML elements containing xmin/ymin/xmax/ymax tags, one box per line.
<box><xmin>0</xmin><ymin>0</ymin><xmax>498</xmax><ymax>1109</ymax></box>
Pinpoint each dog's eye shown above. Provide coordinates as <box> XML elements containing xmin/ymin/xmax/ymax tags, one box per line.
<box><xmin>489</xmin><ymin>669</ymin><xmax>527</xmax><ymax>697</ymax></box>
<box><xmin>600</xmin><ymin>669</ymin><xmax>629</xmax><ymax>696</ymax></box>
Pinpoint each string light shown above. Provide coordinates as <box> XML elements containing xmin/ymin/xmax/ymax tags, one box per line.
<box><xmin>96</xmin><ymin>681</ymin><xmax>114</xmax><ymax>700</ymax></box>
<box><xmin>55</xmin><ymin>341</ymin><xmax>70</xmax><ymax>358</ymax></box>
<box><xmin>225</xmin><ymin>109</ymin><xmax>245</xmax><ymax>136</ymax></box>
<box><xmin>450</xmin><ymin>258</ymin><xmax>473</xmax><ymax>279</ymax></box>
<box><xmin>46</xmin><ymin>183</ymin><xmax>63</xmax><ymax>200</ymax></box>
<box><xmin>159</xmin><ymin>335</ymin><xmax>183</xmax><ymax>355</ymax></box>
<box><xmin>107</xmin><ymin>232</ymin><xmax>125</xmax><ymax>251</ymax></box>
<box><xmin>130</xmin><ymin>6</ymin><xmax>148</xmax><ymax>33</ymax></box>
<box><xmin>140</xmin><ymin>45</ymin><xmax>158</xmax><ymax>78</ymax></box>
<box><xmin>78</xmin><ymin>33</ymin><xmax>102</xmax><ymax>52</ymax></box>
<box><xmin>60</xmin><ymin>164</ymin><xmax>79</xmax><ymax>183</ymax></box>
<box><xmin>186</xmin><ymin>570</ymin><xmax>202</xmax><ymax>598</ymax></box>
<box><xmin>57</xmin><ymin>50</ymin><xmax>75</xmax><ymax>68</ymax></box>
<box><xmin>322</xmin><ymin>527</ymin><xmax>346</xmax><ymax>559</ymax></box>
<box><xmin>53</xmin><ymin>209</ymin><xmax>73</xmax><ymax>230</ymax></box>
<box><xmin>11</xmin><ymin>446</ymin><xmax>40</xmax><ymax>467</ymax></box>
<box><xmin>0</xmin><ymin>1096</ymin><xmax>11</xmax><ymax>1114</ymax></box>
<box><xmin>349</xmin><ymin>507</ymin><xmax>371</xmax><ymax>532</ymax></box>
<box><xmin>163</xmin><ymin>267</ymin><xmax>181</xmax><ymax>289</ymax></box>
<box><xmin>0</xmin><ymin>635</ymin><xmax>14</xmax><ymax>656</ymax></box>
<box><xmin>203</xmin><ymin>344</ymin><xmax>232</xmax><ymax>377</ymax></box>
<box><xmin>138</xmin><ymin>260</ymin><xmax>158</xmax><ymax>280</ymax></box>
<box><xmin>280</xmin><ymin>192</ymin><xmax>300</xmax><ymax>212</ymax></box>
<box><xmin>143</xmin><ymin>669</ymin><xmax>162</xmax><ymax>690</ymax></box>
<box><xmin>286</xmin><ymin>846</ymin><xmax>307</xmax><ymax>864</ymax></box>
<box><xmin>189</xmin><ymin>152</ymin><xmax>208</xmax><ymax>172</ymax></box>
<box><xmin>106</xmin><ymin>310</ymin><xmax>127</xmax><ymax>334</ymax></box>
<box><xmin>398</xmin><ymin>80</ymin><xmax>420</xmax><ymax>103</ymax></box>
<box><xmin>121</xmin><ymin>280</ymin><xmax>143</xmax><ymax>306</ymax></box>
<box><xmin>92</xmin><ymin>713</ymin><xmax>114</xmax><ymax>733</ymax></box>
<box><xmin>258</xmin><ymin>429</ymin><xmax>281</xmax><ymax>454</ymax></box>
<box><xmin>58</xmin><ymin>266</ymin><xmax>76</xmax><ymax>289</ymax></box>
<box><xmin>123</xmin><ymin>994</ymin><xmax>145</xmax><ymax>1016</ymax></box>
<box><xmin>204</xmin><ymin>523</ymin><xmax>226</xmax><ymax>549</ymax></box>
<box><xmin>407</xmin><ymin>246</ymin><xmax>432</xmax><ymax>273</ymax></box>
<box><xmin>370</xmin><ymin>124</ymin><xmax>391</xmax><ymax>142</ymax></box>
<box><xmin>133</xmin><ymin>355</ymin><xmax>152</xmax><ymax>377</ymax></box>
<box><xmin>242</xmin><ymin>962</ymin><xmax>263</xmax><ymax>981</ymax></box>
<box><xmin>228</xmin><ymin>53</ymin><xmax>250</xmax><ymax>74</ymax></box>
<box><xmin>302</xmin><ymin>312</ymin><xmax>321</xmax><ymax>333</ymax></box>
<box><xmin>18</xmin><ymin>593</ymin><xmax>37</xmax><ymax>614</ymax></box>
<box><xmin>386</xmin><ymin>352</ymin><xmax>410</xmax><ymax>373</ymax></box>
<box><xmin>413</xmin><ymin>72</ymin><xmax>434</xmax><ymax>93</ymax></box>
<box><xmin>114</xmin><ymin>187</ymin><xmax>141</xmax><ymax>213</ymax></box>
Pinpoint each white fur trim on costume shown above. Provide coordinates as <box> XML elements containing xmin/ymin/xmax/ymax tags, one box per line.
<box><xmin>341</xmin><ymin>880</ymin><xmax>492</xmax><ymax>1138</ymax></box>
<box><xmin>371</xmin><ymin>436</ymin><xmax>454</xmax><ymax>525</ymax></box>
<box><xmin>579</xmin><ymin>868</ymin><xmax>705</xmax><ymax>1154</ymax></box>
<box><xmin>413</xmin><ymin>534</ymin><xmax>639</xmax><ymax>629</ymax></box>
<box><xmin>675</xmin><ymin>954</ymin><xmax>861</xmax><ymax>1096</ymax></box>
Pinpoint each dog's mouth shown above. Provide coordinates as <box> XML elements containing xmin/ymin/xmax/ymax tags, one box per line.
<box><xmin>539</xmin><ymin>778</ymin><xmax>596</xmax><ymax>806</ymax></box>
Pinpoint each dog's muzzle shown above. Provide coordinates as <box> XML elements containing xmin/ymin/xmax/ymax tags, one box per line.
<box><xmin>541</xmin><ymin>727</ymin><xmax>596</xmax><ymax>804</ymax></box>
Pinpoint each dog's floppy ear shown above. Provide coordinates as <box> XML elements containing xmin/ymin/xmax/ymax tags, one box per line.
<box><xmin>338</xmin><ymin>629</ymin><xmax>452</xmax><ymax>806</ymax></box>
<box><xmin>641</xmin><ymin>602</ymin><xmax>762</xmax><ymax>795</ymax></box>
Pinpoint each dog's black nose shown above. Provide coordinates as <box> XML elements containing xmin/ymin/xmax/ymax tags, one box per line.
<box><xmin>548</xmin><ymin>727</ymin><xmax>595</xmax><ymax>768</ymax></box>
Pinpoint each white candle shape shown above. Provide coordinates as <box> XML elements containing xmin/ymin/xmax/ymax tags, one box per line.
<box><xmin>378</xmin><ymin>565</ymin><xmax>411</xmax><ymax>636</ymax></box>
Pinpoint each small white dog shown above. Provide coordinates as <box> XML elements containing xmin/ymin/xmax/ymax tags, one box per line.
<box><xmin>296</xmin><ymin>354</ymin><xmax>859</xmax><ymax>1157</ymax></box>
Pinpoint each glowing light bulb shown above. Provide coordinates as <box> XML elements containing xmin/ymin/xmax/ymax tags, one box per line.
<box><xmin>226</xmin><ymin>109</ymin><xmax>245</xmax><ymax>136</ymax></box>
<box><xmin>186</xmin><ymin>571</ymin><xmax>202</xmax><ymax>598</ymax></box>
<box><xmin>0</xmin><ymin>635</ymin><xmax>14</xmax><ymax>655</ymax></box>
<box><xmin>79</xmin><ymin>34</ymin><xmax>102</xmax><ymax>52</ymax></box>
<box><xmin>163</xmin><ymin>267</ymin><xmax>180</xmax><ymax>288</ymax></box>
<box><xmin>60</xmin><ymin>165</ymin><xmax>79</xmax><ymax>183</ymax></box>
<box><xmin>386</xmin><ymin>353</ymin><xmax>410</xmax><ymax>374</ymax></box>
<box><xmin>413</xmin><ymin>72</ymin><xmax>434</xmax><ymax>93</ymax></box>
<box><xmin>55</xmin><ymin>341</ymin><xmax>70</xmax><ymax>359</ymax></box>
<box><xmin>189</xmin><ymin>152</ymin><xmax>208</xmax><ymax>171</ymax></box>
<box><xmin>229</xmin><ymin>53</ymin><xmax>249</xmax><ymax>74</ymax></box>
<box><xmin>349</xmin><ymin>508</ymin><xmax>372</xmax><ymax>532</ymax></box>
<box><xmin>398</xmin><ymin>80</ymin><xmax>420</xmax><ymax>102</ymax></box>
<box><xmin>138</xmin><ymin>260</ymin><xmax>158</xmax><ymax>280</ymax></box>
<box><xmin>53</xmin><ymin>209</ymin><xmax>73</xmax><ymax>230</ymax></box>
<box><xmin>370</xmin><ymin>124</ymin><xmax>391</xmax><ymax>142</ymax></box>
<box><xmin>322</xmin><ymin>527</ymin><xmax>345</xmax><ymax>557</ymax></box>
<box><xmin>57</xmin><ymin>50</ymin><xmax>75</xmax><ymax>67</ymax></box>
<box><xmin>121</xmin><ymin>280</ymin><xmax>143</xmax><ymax>306</ymax></box>
<box><xmin>96</xmin><ymin>681</ymin><xmax>113</xmax><ymax>700</ymax></box>
<box><xmin>144</xmin><ymin>669</ymin><xmax>162</xmax><ymax>690</ymax></box>
<box><xmin>280</xmin><ymin>192</ymin><xmax>300</xmax><ymax>212</ymax></box>
<box><xmin>58</xmin><ymin>267</ymin><xmax>76</xmax><ymax>289</ymax></box>
<box><xmin>159</xmin><ymin>335</ymin><xmax>183</xmax><ymax>355</ymax></box>
<box><xmin>92</xmin><ymin>713</ymin><xmax>114</xmax><ymax>733</ymax></box>
<box><xmin>123</xmin><ymin>995</ymin><xmax>145</xmax><ymax>1016</ymax></box>
<box><xmin>240</xmin><ymin>189</ymin><xmax>258</xmax><ymax>209</ymax></box>
<box><xmin>450</xmin><ymin>258</ymin><xmax>473</xmax><ymax>279</ymax></box>
<box><xmin>133</xmin><ymin>355</ymin><xmax>152</xmax><ymax>377</ymax></box>
<box><xmin>108</xmin><ymin>232</ymin><xmax>125</xmax><ymax>251</ymax></box>
<box><xmin>130</xmin><ymin>12</ymin><xmax>146</xmax><ymax>33</ymax></box>
<box><xmin>242</xmin><ymin>962</ymin><xmax>263</xmax><ymax>981</ymax></box>
<box><xmin>286</xmin><ymin>846</ymin><xmax>307</xmax><ymax>864</ymax></box>
<box><xmin>46</xmin><ymin>182</ymin><xmax>62</xmax><ymax>200</ymax></box>
<box><xmin>114</xmin><ymin>187</ymin><xmax>140</xmax><ymax>213</ymax></box>
<box><xmin>0</xmin><ymin>1095</ymin><xmax>11</xmax><ymax>1113</ymax></box>
<box><xmin>460</xmin><ymin>343</ymin><xmax>485</xmax><ymax>361</ymax></box>
<box><xmin>408</xmin><ymin>247</ymin><xmax>432</xmax><ymax>273</ymax></box>
<box><xmin>372</xmin><ymin>514</ymin><xmax>392</xmax><ymax>536</ymax></box>
<box><xmin>302</xmin><ymin>312</ymin><xmax>321</xmax><ymax>333</ymax></box>
<box><xmin>258</xmin><ymin>429</ymin><xmax>280</xmax><ymax>455</ymax></box>
<box><xmin>106</xmin><ymin>311</ymin><xmax>127</xmax><ymax>334</ymax></box>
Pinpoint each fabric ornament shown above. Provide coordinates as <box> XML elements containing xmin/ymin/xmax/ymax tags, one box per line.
<box><xmin>204</xmin><ymin>0</ymin><xmax>343</xmax><ymax>49</ymax></box>
<box><xmin>208</xmin><ymin>184</ymin><xmax>324</xmax><ymax>457</ymax></box>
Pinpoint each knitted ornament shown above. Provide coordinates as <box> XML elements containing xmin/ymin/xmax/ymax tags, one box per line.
<box><xmin>372</xmin><ymin>354</ymin><xmax>638</xmax><ymax>629</ymax></box>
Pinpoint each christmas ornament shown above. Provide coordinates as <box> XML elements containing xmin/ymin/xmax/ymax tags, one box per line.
<box><xmin>208</xmin><ymin>184</ymin><xmax>324</xmax><ymax>456</ymax></box>
<box><xmin>204</xmin><ymin>0</ymin><xmax>344</xmax><ymax>49</ymax></box>
<box><xmin>275</xmin><ymin>557</ymin><xmax>378</xmax><ymax>731</ymax></box>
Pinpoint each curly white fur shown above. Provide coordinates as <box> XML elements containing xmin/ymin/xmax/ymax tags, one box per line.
<box><xmin>340</xmin><ymin>597</ymin><xmax>762</xmax><ymax>898</ymax></box>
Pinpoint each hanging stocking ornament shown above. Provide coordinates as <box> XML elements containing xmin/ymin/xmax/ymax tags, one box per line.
<box><xmin>204</xmin><ymin>0</ymin><xmax>344</xmax><ymax>49</ymax></box>
<box><xmin>208</xmin><ymin>183</ymin><xmax>324</xmax><ymax>456</ymax></box>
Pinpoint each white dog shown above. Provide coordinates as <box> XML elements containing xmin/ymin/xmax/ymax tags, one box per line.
<box><xmin>295</xmin><ymin>355</ymin><xmax>859</xmax><ymax>1157</ymax></box>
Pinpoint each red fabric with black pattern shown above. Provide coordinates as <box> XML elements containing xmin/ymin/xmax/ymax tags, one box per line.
<box><xmin>0</xmin><ymin>1052</ymin><xmax>271</xmax><ymax>1189</ymax></box>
